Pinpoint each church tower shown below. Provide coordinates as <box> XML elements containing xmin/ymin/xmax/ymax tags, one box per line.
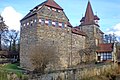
<box><xmin>80</xmin><ymin>1</ymin><xmax>103</xmax><ymax>46</ymax></box>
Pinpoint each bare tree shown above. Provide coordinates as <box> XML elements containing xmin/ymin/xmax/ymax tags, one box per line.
<box><xmin>4</xmin><ymin>29</ymin><xmax>19</xmax><ymax>51</ymax></box>
<box><xmin>0</xmin><ymin>15</ymin><xmax>8</xmax><ymax>51</ymax></box>
<box><xmin>79</xmin><ymin>38</ymin><xmax>98</xmax><ymax>63</ymax></box>
<box><xmin>104</xmin><ymin>34</ymin><xmax>117</xmax><ymax>43</ymax></box>
<box><xmin>29</xmin><ymin>41</ymin><xmax>59</xmax><ymax>74</ymax></box>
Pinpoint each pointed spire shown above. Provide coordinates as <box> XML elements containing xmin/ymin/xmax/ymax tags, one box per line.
<box><xmin>45</xmin><ymin>0</ymin><xmax>63</xmax><ymax>10</ymax></box>
<box><xmin>80</xmin><ymin>1</ymin><xmax>100</xmax><ymax>25</ymax></box>
<box><xmin>84</xmin><ymin>1</ymin><xmax>94</xmax><ymax>24</ymax></box>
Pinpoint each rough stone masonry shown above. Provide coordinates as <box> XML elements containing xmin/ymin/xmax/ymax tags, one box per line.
<box><xmin>20</xmin><ymin>0</ymin><xmax>103</xmax><ymax>70</ymax></box>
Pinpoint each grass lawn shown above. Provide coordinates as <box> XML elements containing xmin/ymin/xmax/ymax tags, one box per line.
<box><xmin>1</xmin><ymin>63</ymin><xmax>23</xmax><ymax>70</ymax></box>
<box><xmin>0</xmin><ymin>63</ymin><xmax>25</xmax><ymax>79</ymax></box>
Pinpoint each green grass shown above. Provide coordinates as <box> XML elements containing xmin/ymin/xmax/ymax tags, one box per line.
<box><xmin>0</xmin><ymin>63</ymin><xmax>25</xmax><ymax>79</ymax></box>
<box><xmin>1</xmin><ymin>63</ymin><xmax>22</xmax><ymax>70</ymax></box>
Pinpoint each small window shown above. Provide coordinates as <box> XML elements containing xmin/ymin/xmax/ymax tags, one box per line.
<box><xmin>34</xmin><ymin>19</ymin><xmax>37</xmax><ymax>22</ymax></box>
<box><xmin>31</xmin><ymin>20</ymin><xmax>33</xmax><ymax>24</ymax></box>
<box><xmin>56</xmin><ymin>9</ymin><xmax>58</xmax><ymax>12</ymax></box>
<box><xmin>27</xmin><ymin>22</ymin><xmax>29</xmax><ymax>25</ymax></box>
<box><xmin>58</xmin><ymin>10</ymin><xmax>61</xmax><ymax>13</ymax></box>
<box><xmin>62</xmin><ymin>22</ymin><xmax>64</xmax><ymax>28</ymax></box>
<box><xmin>55</xmin><ymin>21</ymin><xmax>59</xmax><ymax>27</ymax></box>
<box><xmin>48</xmin><ymin>19</ymin><xmax>52</xmax><ymax>26</ymax></box>
<box><xmin>41</xmin><ymin>18</ymin><xmax>45</xmax><ymax>25</ymax></box>
<box><xmin>23</xmin><ymin>24</ymin><xmax>26</xmax><ymax>26</ymax></box>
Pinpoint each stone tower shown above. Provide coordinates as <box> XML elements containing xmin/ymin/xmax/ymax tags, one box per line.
<box><xmin>20</xmin><ymin>0</ymin><xmax>86</xmax><ymax>70</ymax></box>
<box><xmin>80</xmin><ymin>1</ymin><xmax>104</xmax><ymax>46</ymax></box>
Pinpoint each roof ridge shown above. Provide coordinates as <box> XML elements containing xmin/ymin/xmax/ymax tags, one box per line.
<box><xmin>45</xmin><ymin>0</ymin><xmax>63</xmax><ymax>10</ymax></box>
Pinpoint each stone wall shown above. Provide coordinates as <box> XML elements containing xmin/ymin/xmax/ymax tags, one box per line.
<box><xmin>81</xmin><ymin>24</ymin><xmax>103</xmax><ymax>46</ymax></box>
<box><xmin>20</xmin><ymin>14</ymin><xmax>38</xmax><ymax>70</ymax></box>
<box><xmin>29</xmin><ymin>63</ymin><xmax>118</xmax><ymax>80</ymax></box>
<box><xmin>20</xmin><ymin>19</ymin><xmax>86</xmax><ymax>70</ymax></box>
<box><xmin>36</xmin><ymin>24</ymin><xmax>86</xmax><ymax>69</ymax></box>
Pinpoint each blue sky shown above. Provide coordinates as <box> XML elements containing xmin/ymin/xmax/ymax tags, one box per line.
<box><xmin>0</xmin><ymin>0</ymin><xmax>120</xmax><ymax>37</ymax></box>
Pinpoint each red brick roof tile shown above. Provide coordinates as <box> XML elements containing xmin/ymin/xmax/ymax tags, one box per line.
<box><xmin>21</xmin><ymin>0</ymin><xmax>63</xmax><ymax>21</ymax></box>
<box><xmin>96</xmin><ymin>43</ymin><xmax>114</xmax><ymax>53</ymax></box>
<box><xmin>72</xmin><ymin>28</ymin><xmax>86</xmax><ymax>36</ymax></box>
<box><xmin>67</xmin><ymin>21</ymin><xmax>73</xmax><ymax>28</ymax></box>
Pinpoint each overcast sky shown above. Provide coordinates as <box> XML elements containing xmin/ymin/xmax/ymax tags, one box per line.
<box><xmin>0</xmin><ymin>0</ymin><xmax>120</xmax><ymax>38</ymax></box>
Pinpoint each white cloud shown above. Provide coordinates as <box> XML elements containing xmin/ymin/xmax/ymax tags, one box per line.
<box><xmin>106</xmin><ymin>23</ymin><xmax>120</xmax><ymax>37</ymax></box>
<box><xmin>1</xmin><ymin>6</ymin><xmax>23</xmax><ymax>31</ymax></box>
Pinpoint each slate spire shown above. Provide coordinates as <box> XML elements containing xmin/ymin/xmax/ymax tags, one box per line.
<box><xmin>84</xmin><ymin>1</ymin><xmax>94</xmax><ymax>24</ymax></box>
<box><xmin>80</xmin><ymin>1</ymin><xmax>100</xmax><ymax>25</ymax></box>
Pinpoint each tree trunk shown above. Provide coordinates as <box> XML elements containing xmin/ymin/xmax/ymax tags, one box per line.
<box><xmin>12</xmin><ymin>39</ymin><xmax>16</xmax><ymax>52</ymax></box>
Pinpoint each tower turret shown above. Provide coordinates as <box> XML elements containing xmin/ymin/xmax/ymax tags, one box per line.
<box><xmin>80</xmin><ymin>1</ymin><xmax>103</xmax><ymax>47</ymax></box>
<box><xmin>80</xmin><ymin>1</ymin><xmax>100</xmax><ymax>26</ymax></box>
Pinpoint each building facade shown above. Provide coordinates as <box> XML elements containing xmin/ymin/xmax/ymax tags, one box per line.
<box><xmin>20</xmin><ymin>0</ymin><xmax>105</xmax><ymax>70</ymax></box>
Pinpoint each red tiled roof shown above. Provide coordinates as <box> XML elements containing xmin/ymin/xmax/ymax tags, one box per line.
<box><xmin>96</xmin><ymin>43</ymin><xmax>114</xmax><ymax>53</ymax></box>
<box><xmin>21</xmin><ymin>0</ymin><xmax>63</xmax><ymax>21</ymax></box>
<box><xmin>72</xmin><ymin>28</ymin><xmax>86</xmax><ymax>36</ymax></box>
<box><xmin>45</xmin><ymin>0</ymin><xmax>63</xmax><ymax>10</ymax></box>
<box><xmin>74</xmin><ymin>26</ymin><xmax>80</xmax><ymax>29</ymax></box>
<box><xmin>67</xmin><ymin>22</ymin><xmax>73</xmax><ymax>28</ymax></box>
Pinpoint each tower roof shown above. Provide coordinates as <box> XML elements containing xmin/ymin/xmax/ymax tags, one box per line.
<box><xmin>80</xmin><ymin>1</ymin><xmax>100</xmax><ymax>25</ymax></box>
<box><xmin>84</xmin><ymin>1</ymin><xmax>94</xmax><ymax>24</ymax></box>
<box><xmin>21</xmin><ymin>0</ymin><xmax>63</xmax><ymax>21</ymax></box>
<box><xmin>45</xmin><ymin>0</ymin><xmax>63</xmax><ymax>10</ymax></box>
